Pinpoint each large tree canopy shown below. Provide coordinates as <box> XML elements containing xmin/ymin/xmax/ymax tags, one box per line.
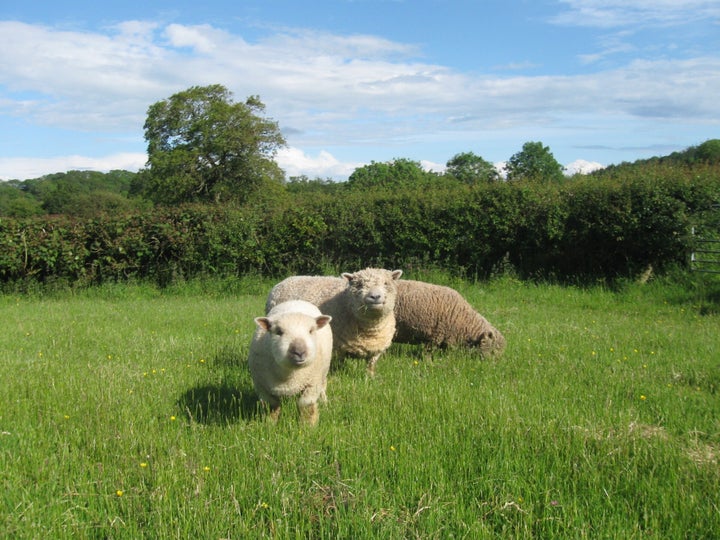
<box><xmin>346</xmin><ymin>158</ymin><xmax>437</xmax><ymax>190</ymax></box>
<box><xmin>506</xmin><ymin>141</ymin><xmax>564</xmax><ymax>183</ymax></box>
<box><xmin>137</xmin><ymin>85</ymin><xmax>286</xmax><ymax>204</ymax></box>
<box><xmin>445</xmin><ymin>152</ymin><xmax>500</xmax><ymax>184</ymax></box>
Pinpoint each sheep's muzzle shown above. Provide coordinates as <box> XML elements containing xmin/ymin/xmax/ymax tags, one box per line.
<box><xmin>288</xmin><ymin>339</ymin><xmax>309</xmax><ymax>365</ymax></box>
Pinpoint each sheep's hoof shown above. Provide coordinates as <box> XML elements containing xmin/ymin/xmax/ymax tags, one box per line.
<box><xmin>299</xmin><ymin>403</ymin><xmax>319</xmax><ymax>426</ymax></box>
<box><xmin>268</xmin><ymin>406</ymin><xmax>281</xmax><ymax>423</ymax></box>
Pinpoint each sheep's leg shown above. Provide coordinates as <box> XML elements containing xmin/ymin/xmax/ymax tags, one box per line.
<box><xmin>298</xmin><ymin>390</ymin><xmax>320</xmax><ymax>425</ymax></box>
<box><xmin>298</xmin><ymin>401</ymin><xmax>319</xmax><ymax>426</ymax></box>
<box><xmin>261</xmin><ymin>395</ymin><xmax>281</xmax><ymax>423</ymax></box>
<box><xmin>366</xmin><ymin>354</ymin><xmax>380</xmax><ymax>376</ymax></box>
<box><xmin>318</xmin><ymin>376</ymin><xmax>328</xmax><ymax>403</ymax></box>
<box><xmin>268</xmin><ymin>404</ymin><xmax>281</xmax><ymax>423</ymax></box>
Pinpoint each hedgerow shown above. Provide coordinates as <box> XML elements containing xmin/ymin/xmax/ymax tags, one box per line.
<box><xmin>1</xmin><ymin>164</ymin><xmax>718</xmax><ymax>287</ymax></box>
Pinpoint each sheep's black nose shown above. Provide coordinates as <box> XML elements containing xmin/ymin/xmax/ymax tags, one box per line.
<box><xmin>289</xmin><ymin>340</ymin><xmax>308</xmax><ymax>364</ymax></box>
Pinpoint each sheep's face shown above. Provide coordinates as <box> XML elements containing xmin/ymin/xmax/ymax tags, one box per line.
<box><xmin>255</xmin><ymin>313</ymin><xmax>332</xmax><ymax>368</ymax></box>
<box><xmin>466</xmin><ymin>329</ymin><xmax>505</xmax><ymax>356</ymax></box>
<box><xmin>467</xmin><ymin>330</ymin><xmax>494</xmax><ymax>350</ymax></box>
<box><xmin>342</xmin><ymin>268</ymin><xmax>403</xmax><ymax>319</ymax></box>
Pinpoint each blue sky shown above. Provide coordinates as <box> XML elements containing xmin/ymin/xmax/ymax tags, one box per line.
<box><xmin>1</xmin><ymin>0</ymin><xmax>719</xmax><ymax>180</ymax></box>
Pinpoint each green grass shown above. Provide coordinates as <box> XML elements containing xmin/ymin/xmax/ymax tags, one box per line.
<box><xmin>1</xmin><ymin>275</ymin><xmax>719</xmax><ymax>538</ymax></box>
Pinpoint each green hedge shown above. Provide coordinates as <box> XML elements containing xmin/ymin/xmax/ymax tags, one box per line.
<box><xmin>1</xmin><ymin>165</ymin><xmax>718</xmax><ymax>286</ymax></box>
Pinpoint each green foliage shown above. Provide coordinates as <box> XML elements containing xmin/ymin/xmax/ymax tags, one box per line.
<box><xmin>696</xmin><ymin>139</ymin><xmax>720</xmax><ymax>164</ymax></box>
<box><xmin>2</xmin><ymin>144</ymin><xmax>720</xmax><ymax>286</ymax></box>
<box><xmin>0</xmin><ymin>170</ymin><xmax>140</xmax><ymax>217</ymax></box>
<box><xmin>139</xmin><ymin>85</ymin><xmax>286</xmax><ymax>205</ymax></box>
<box><xmin>446</xmin><ymin>151</ymin><xmax>500</xmax><ymax>184</ymax></box>
<box><xmin>1</xmin><ymin>162</ymin><xmax>719</xmax><ymax>286</ymax></box>
<box><xmin>286</xmin><ymin>175</ymin><xmax>343</xmax><ymax>195</ymax></box>
<box><xmin>346</xmin><ymin>158</ymin><xmax>441</xmax><ymax>190</ymax></box>
<box><xmin>0</xmin><ymin>183</ymin><xmax>44</xmax><ymax>217</ymax></box>
<box><xmin>1</xmin><ymin>279</ymin><xmax>719</xmax><ymax>537</ymax></box>
<box><xmin>506</xmin><ymin>141</ymin><xmax>565</xmax><ymax>183</ymax></box>
<box><xmin>598</xmin><ymin>138</ymin><xmax>720</xmax><ymax>172</ymax></box>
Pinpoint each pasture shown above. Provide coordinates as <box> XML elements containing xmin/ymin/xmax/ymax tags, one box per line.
<box><xmin>1</xmin><ymin>275</ymin><xmax>719</xmax><ymax>538</ymax></box>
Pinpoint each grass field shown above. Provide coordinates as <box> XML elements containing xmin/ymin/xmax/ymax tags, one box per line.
<box><xmin>1</xmin><ymin>274</ymin><xmax>719</xmax><ymax>538</ymax></box>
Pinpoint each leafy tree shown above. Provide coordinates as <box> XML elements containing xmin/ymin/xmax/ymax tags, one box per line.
<box><xmin>0</xmin><ymin>184</ymin><xmax>43</xmax><ymax>217</ymax></box>
<box><xmin>445</xmin><ymin>151</ymin><xmax>499</xmax><ymax>184</ymax></box>
<box><xmin>346</xmin><ymin>158</ymin><xmax>436</xmax><ymax>190</ymax></box>
<box><xmin>696</xmin><ymin>139</ymin><xmax>720</xmax><ymax>164</ymax></box>
<box><xmin>137</xmin><ymin>85</ymin><xmax>286</xmax><ymax>205</ymax></box>
<box><xmin>506</xmin><ymin>141</ymin><xmax>564</xmax><ymax>182</ymax></box>
<box><xmin>10</xmin><ymin>170</ymin><xmax>137</xmax><ymax>215</ymax></box>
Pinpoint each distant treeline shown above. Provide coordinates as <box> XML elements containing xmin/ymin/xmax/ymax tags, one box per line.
<box><xmin>0</xmin><ymin>170</ymin><xmax>147</xmax><ymax>217</ymax></box>
<box><xmin>1</xmin><ymin>147</ymin><xmax>719</xmax><ymax>287</ymax></box>
<box><xmin>2</xmin><ymin>139</ymin><xmax>720</xmax><ymax>219</ymax></box>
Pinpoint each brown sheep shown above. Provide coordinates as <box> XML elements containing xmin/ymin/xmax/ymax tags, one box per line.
<box><xmin>393</xmin><ymin>280</ymin><xmax>506</xmax><ymax>356</ymax></box>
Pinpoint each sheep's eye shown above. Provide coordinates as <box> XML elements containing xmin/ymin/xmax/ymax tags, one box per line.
<box><xmin>274</xmin><ymin>328</ymin><xmax>284</xmax><ymax>336</ymax></box>
<box><xmin>309</xmin><ymin>327</ymin><xmax>316</xmax><ymax>334</ymax></box>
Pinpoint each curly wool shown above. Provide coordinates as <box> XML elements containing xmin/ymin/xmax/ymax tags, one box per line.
<box><xmin>265</xmin><ymin>268</ymin><xmax>402</xmax><ymax>374</ymax></box>
<box><xmin>248</xmin><ymin>300</ymin><xmax>333</xmax><ymax>425</ymax></box>
<box><xmin>393</xmin><ymin>280</ymin><xmax>506</xmax><ymax>356</ymax></box>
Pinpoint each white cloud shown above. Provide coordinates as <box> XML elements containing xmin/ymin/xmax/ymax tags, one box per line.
<box><xmin>564</xmin><ymin>159</ymin><xmax>605</xmax><ymax>175</ymax></box>
<box><xmin>0</xmin><ymin>17</ymin><xmax>718</xmax><ymax>179</ymax></box>
<box><xmin>420</xmin><ymin>160</ymin><xmax>446</xmax><ymax>174</ymax></box>
<box><xmin>274</xmin><ymin>147</ymin><xmax>363</xmax><ymax>180</ymax></box>
<box><xmin>552</xmin><ymin>0</ymin><xmax>720</xmax><ymax>28</ymax></box>
<box><xmin>495</xmin><ymin>162</ymin><xmax>508</xmax><ymax>178</ymax></box>
<box><xmin>0</xmin><ymin>153</ymin><xmax>147</xmax><ymax>181</ymax></box>
<box><xmin>165</xmin><ymin>23</ymin><xmax>219</xmax><ymax>53</ymax></box>
<box><xmin>1</xmin><ymin>19</ymin><xmax>717</xmax><ymax>138</ymax></box>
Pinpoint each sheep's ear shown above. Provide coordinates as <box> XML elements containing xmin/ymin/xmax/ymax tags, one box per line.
<box><xmin>341</xmin><ymin>272</ymin><xmax>353</xmax><ymax>282</ymax></box>
<box><xmin>315</xmin><ymin>315</ymin><xmax>332</xmax><ymax>329</ymax></box>
<box><xmin>255</xmin><ymin>317</ymin><xmax>272</xmax><ymax>331</ymax></box>
<box><xmin>391</xmin><ymin>269</ymin><xmax>403</xmax><ymax>280</ymax></box>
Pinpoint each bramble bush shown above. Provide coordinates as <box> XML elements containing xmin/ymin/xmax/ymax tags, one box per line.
<box><xmin>1</xmin><ymin>163</ymin><xmax>718</xmax><ymax>287</ymax></box>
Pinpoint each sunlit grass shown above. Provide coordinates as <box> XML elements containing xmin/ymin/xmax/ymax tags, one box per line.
<box><xmin>1</xmin><ymin>276</ymin><xmax>718</xmax><ymax>538</ymax></box>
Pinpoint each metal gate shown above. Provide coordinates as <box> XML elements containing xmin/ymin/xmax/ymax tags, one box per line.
<box><xmin>691</xmin><ymin>204</ymin><xmax>720</xmax><ymax>274</ymax></box>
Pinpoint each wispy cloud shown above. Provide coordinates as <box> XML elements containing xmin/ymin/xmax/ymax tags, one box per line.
<box><xmin>1</xmin><ymin>19</ymin><xmax>715</xmax><ymax>132</ymax></box>
<box><xmin>0</xmin><ymin>13</ymin><xmax>718</xmax><ymax>180</ymax></box>
<box><xmin>551</xmin><ymin>0</ymin><xmax>720</xmax><ymax>28</ymax></box>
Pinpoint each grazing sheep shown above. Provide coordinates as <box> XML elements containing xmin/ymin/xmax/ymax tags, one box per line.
<box><xmin>248</xmin><ymin>300</ymin><xmax>333</xmax><ymax>425</ymax></box>
<box><xmin>265</xmin><ymin>268</ymin><xmax>403</xmax><ymax>375</ymax></box>
<box><xmin>393</xmin><ymin>280</ymin><xmax>506</xmax><ymax>356</ymax></box>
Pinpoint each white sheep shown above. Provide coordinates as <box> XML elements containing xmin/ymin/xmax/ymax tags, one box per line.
<box><xmin>265</xmin><ymin>268</ymin><xmax>403</xmax><ymax>375</ymax></box>
<box><xmin>248</xmin><ymin>300</ymin><xmax>333</xmax><ymax>425</ymax></box>
<box><xmin>393</xmin><ymin>280</ymin><xmax>506</xmax><ymax>356</ymax></box>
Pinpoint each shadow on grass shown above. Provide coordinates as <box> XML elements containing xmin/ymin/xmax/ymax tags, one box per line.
<box><xmin>664</xmin><ymin>276</ymin><xmax>720</xmax><ymax>315</ymax></box>
<box><xmin>697</xmin><ymin>283</ymin><xmax>720</xmax><ymax>315</ymax></box>
<box><xmin>177</xmin><ymin>383</ymin><xmax>262</xmax><ymax>425</ymax></box>
<box><xmin>177</xmin><ymin>344</ymin><xmax>263</xmax><ymax>424</ymax></box>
